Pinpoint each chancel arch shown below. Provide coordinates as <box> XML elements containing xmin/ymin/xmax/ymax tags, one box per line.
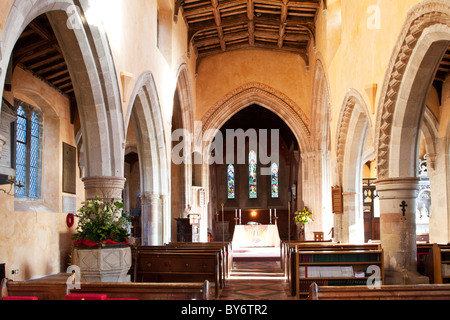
<box><xmin>200</xmin><ymin>82</ymin><xmax>311</xmax><ymax>241</ymax></box>
<box><xmin>125</xmin><ymin>71</ymin><xmax>170</xmax><ymax>245</ymax></box>
<box><xmin>375</xmin><ymin>0</ymin><xmax>450</xmax><ymax>284</ymax></box>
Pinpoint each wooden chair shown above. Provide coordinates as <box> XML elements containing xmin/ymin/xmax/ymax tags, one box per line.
<box><xmin>313</xmin><ymin>232</ymin><xmax>324</xmax><ymax>241</ymax></box>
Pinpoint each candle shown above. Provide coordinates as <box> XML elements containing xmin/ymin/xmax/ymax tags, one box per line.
<box><xmin>239</xmin><ymin>209</ymin><xmax>241</xmax><ymax>224</ymax></box>
<box><xmin>235</xmin><ymin>209</ymin><xmax>237</xmax><ymax>218</ymax></box>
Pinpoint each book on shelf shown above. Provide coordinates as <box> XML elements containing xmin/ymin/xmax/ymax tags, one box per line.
<box><xmin>299</xmin><ymin>266</ymin><xmax>354</xmax><ymax>278</ymax></box>
<box><xmin>442</xmin><ymin>263</ymin><xmax>450</xmax><ymax>277</ymax></box>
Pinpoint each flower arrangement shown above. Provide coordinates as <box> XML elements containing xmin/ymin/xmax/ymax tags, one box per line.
<box><xmin>294</xmin><ymin>207</ymin><xmax>313</xmax><ymax>225</ymax></box>
<box><xmin>72</xmin><ymin>197</ymin><xmax>132</xmax><ymax>247</ymax></box>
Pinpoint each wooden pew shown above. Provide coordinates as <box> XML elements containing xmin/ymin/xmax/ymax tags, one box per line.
<box><xmin>1</xmin><ymin>277</ymin><xmax>211</xmax><ymax>300</ymax></box>
<box><xmin>308</xmin><ymin>282</ymin><xmax>450</xmax><ymax>300</ymax></box>
<box><xmin>133</xmin><ymin>250</ymin><xmax>222</xmax><ymax>298</ymax></box>
<box><xmin>288</xmin><ymin>243</ymin><xmax>382</xmax><ymax>297</ymax></box>
<box><xmin>421</xmin><ymin>243</ymin><xmax>450</xmax><ymax>284</ymax></box>
<box><xmin>131</xmin><ymin>245</ymin><xmax>226</xmax><ymax>290</ymax></box>
<box><xmin>70</xmin><ymin>281</ymin><xmax>211</xmax><ymax>300</ymax></box>
<box><xmin>1</xmin><ymin>278</ymin><xmax>68</xmax><ymax>300</ymax></box>
<box><xmin>167</xmin><ymin>242</ymin><xmax>232</xmax><ymax>276</ymax></box>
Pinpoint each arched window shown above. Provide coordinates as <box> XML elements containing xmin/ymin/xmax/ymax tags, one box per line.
<box><xmin>227</xmin><ymin>164</ymin><xmax>235</xmax><ymax>199</ymax></box>
<box><xmin>249</xmin><ymin>150</ymin><xmax>257</xmax><ymax>198</ymax></box>
<box><xmin>271</xmin><ymin>163</ymin><xmax>279</xmax><ymax>198</ymax></box>
<box><xmin>15</xmin><ymin>100</ymin><xmax>42</xmax><ymax>199</ymax></box>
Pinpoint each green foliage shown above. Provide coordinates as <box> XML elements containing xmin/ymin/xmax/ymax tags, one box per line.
<box><xmin>72</xmin><ymin>196</ymin><xmax>131</xmax><ymax>246</ymax></box>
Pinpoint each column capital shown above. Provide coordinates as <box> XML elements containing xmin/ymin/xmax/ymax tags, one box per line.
<box><xmin>140</xmin><ymin>192</ymin><xmax>161</xmax><ymax>203</ymax></box>
<box><xmin>82</xmin><ymin>176</ymin><xmax>126</xmax><ymax>200</ymax></box>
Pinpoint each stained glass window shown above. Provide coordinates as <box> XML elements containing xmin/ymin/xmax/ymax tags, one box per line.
<box><xmin>271</xmin><ymin>163</ymin><xmax>279</xmax><ymax>198</ymax></box>
<box><xmin>227</xmin><ymin>164</ymin><xmax>235</xmax><ymax>199</ymax></box>
<box><xmin>249</xmin><ymin>150</ymin><xmax>257</xmax><ymax>199</ymax></box>
<box><xmin>15</xmin><ymin>101</ymin><xmax>42</xmax><ymax>199</ymax></box>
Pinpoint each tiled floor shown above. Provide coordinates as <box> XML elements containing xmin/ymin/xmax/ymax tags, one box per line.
<box><xmin>219</xmin><ymin>260</ymin><xmax>296</xmax><ymax>300</ymax></box>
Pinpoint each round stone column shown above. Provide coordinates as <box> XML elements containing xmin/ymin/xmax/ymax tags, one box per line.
<box><xmin>376</xmin><ymin>177</ymin><xmax>429</xmax><ymax>284</ymax></box>
<box><xmin>82</xmin><ymin>176</ymin><xmax>126</xmax><ymax>201</ymax></box>
<box><xmin>140</xmin><ymin>192</ymin><xmax>162</xmax><ymax>245</ymax></box>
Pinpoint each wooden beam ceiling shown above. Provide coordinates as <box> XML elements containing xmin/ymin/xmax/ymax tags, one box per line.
<box><xmin>178</xmin><ymin>0</ymin><xmax>321</xmax><ymax>66</ymax></box>
<box><xmin>11</xmin><ymin>14</ymin><xmax>74</xmax><ymax>100</ymax></box>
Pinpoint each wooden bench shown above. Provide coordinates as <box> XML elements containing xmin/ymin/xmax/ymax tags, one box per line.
<box><xmin>1</xmin><ymin>277</ymin><xmax>211</xmax><ymax>300</ymax></box>
<box><xmin>70</xmin><ymin>281</ymin><xmax>211</xmax><ymax>300</ymax></box>
<box><xmin>288</xmin><ymin>243</ymin><xmax>382</xmax><ymax>297</ymax></box>
<box><xmin>133</xmin><ymin>250</ymin><xmax>222</xmax><ymax>298</ymax></box>
<box><xmin>131</xmin><ymin>245</ymin><xmax>227</xmax><ymax>290</ymax></box>
<box><xmin>167</xmin><ymin>242</ymin><xmax>232</xmax><ymax>276</ymax></box>
<box><xmin>308</xmin><ymin>282</ymin><xmax>450</xmax><ymax>300</ymax></box>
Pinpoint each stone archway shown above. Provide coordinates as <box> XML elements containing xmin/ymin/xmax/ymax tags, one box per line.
<box><xmin>375</xmin><ymin>0</ymin><xmax>450</xmax><ymax>284</ymax></box>
<box><xmin>200</xmin><ymin>82</ymin><xmax>311</xmax><ymax>240</ymax></box>
<box><xmin>0</xmin><ymin>1</ymin><xmax>126</xmax><ymax>199</ymax></box>
<box><xmin>335</xmin><ymin>89</ymin><xmax>373</xmax><ymax>243</ymax></box>
<box><xmin>308</xmin><ymin>59</ymin><xmax>333</xmax><ymax>239</ymax></box>
<box><xmin>125</xmin><ymin>71</ymin><xmax>170</xmax><ymax>245</ymax></box>
<box><xmin>171</xmin><ymin>64</ymin><xmax>195</xmax><ymax>241</ymax></box>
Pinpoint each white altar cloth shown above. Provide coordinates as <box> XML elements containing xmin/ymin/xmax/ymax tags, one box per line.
<box><xmin>232</xmin><ymin>225</ymin><xmax>281</xmax><ymax>248</ymax></box>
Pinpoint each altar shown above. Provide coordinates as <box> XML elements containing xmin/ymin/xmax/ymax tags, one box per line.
<box><xmin>232</xmin><ymin>225</ymin><xmax>281</xmax><ymax>248</ymax></box>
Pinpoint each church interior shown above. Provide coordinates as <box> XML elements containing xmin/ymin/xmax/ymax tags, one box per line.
<box><xmin>1</xmin><ymin>0</ymin><xmax>450</xmax><ymax>302</ymax></box>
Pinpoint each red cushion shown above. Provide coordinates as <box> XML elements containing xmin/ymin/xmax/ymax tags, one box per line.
<box><xmin>66</xmin><ymin>294</ymin><xmax>107</xmax><ymax>300</ymax></box>
<box><xmin>106</xmin><ymin>298</ymin><xmax>139</xmax><ymax>300</ymax></box>
<box><xmin>3</xmin><ymin>296</ymin><xmax>38</xmax><ymax>300</ymax></box>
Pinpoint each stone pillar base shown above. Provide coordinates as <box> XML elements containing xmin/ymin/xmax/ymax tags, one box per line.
<box><xmin>385</xmin><ymin>269</ymin><xmax>429</xmax><ymax>285</ymax></box>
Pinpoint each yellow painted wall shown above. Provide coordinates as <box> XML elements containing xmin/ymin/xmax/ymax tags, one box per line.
<box><xmin>195</xmin><ymin>49</ymin><xmax>311</xmax><ymax>122</ymax></box>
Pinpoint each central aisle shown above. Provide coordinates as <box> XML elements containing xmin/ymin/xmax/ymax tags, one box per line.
<box><xmin>218</xmin><ymin>247</ymin><xmax>295</xmax><ymax>300</ymax></box>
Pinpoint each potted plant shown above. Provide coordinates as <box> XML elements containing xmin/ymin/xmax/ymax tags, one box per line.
<box><xmin>71</xmin><ymin>197</ymin><xmax>133</xmax><ymax>283</ymax></box>
<box><xmin>294</xmin><ymin>207</ymin><xmax>312</xmax><ymax>241</ymax></box>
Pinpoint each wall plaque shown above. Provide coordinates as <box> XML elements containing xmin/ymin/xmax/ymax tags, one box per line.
<box><xmin>63</xmin><ymin>142</ymin><xmax>77</xmax><ymax>194</ymax></box>
<box><xmin>331</xmin><ymin>186</ymin><xmax>343</xmax><ymax>214</ymax></box>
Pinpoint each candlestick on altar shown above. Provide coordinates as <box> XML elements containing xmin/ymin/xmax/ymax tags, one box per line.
<box><xmin>274</xmin><ymin>216</ymin><xmax>279</xmax><ymax>225</ymax></box>
<box><xmin>234</xmin><ymin>217</ymin><xmax>239</xmax><ymax>225</ymax></box>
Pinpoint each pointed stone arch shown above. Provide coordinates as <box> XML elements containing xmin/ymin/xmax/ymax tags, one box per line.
<box><xmin>125</xmin><ymin>71</ymin><xmax>170</xmax><ymax>245</ymax></box>
<box><xmin>0</xmin><ymin>0</ymin><xmax>126</xmax><ymax>199</ymax></box>
<box><xmin>375</xmin><ymin>0</ymin><xmax>450</xmax><ymax>179</ymax></box>
<box><xmin>374</xmin><ymin>0</ymin><xmax>450</xmax><ymax>283</ymax></box>
<box><xmin>335</xmin><ymin>89</ymin><xmax>373</xmax><ymax>243</ymax></box>
<box><xmin>200</xmin><ymin>82</ymin><xmax>311</xmax><ymax>240</ymax></box>
<box><xmin>307</xmin><ymin>59</ymin><xmax>333</xmax><ymax>238</ymax></box>
<box><xmin>201</xmin><ymin>82</ymin><xmax>311</xmax><ymax>153</ymax></box>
